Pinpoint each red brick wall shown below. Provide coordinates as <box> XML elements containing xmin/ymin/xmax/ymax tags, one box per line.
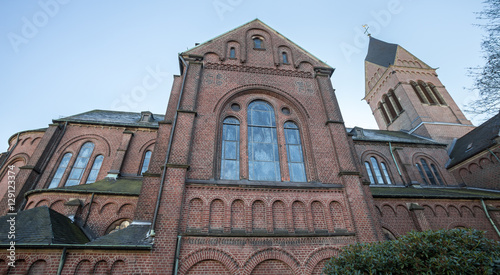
<box><xmin>449</xmin><ymin>148</ymin><xmax>500</xmax><ymax>190</ymax></box>
<box><xmin>374</xmin><ymin>198</ymin><xmax>500</xmax><ymax>240</ymax></box>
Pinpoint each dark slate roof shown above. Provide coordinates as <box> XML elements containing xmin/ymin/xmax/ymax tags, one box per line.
<box><xmin>371</xmin><ymin>186</ymin><xmax>500</xmax><ymax>199</ymax></box>
<box><xmin>347</xmin><ymin>127</ymin><xmax>443</xmax><ymax>145</ymax></box>
<box><xmin>26</xmin><ymin>178</ymin><xmax>143</xmax><ymax>196</ymax></box>
<box><xmin>87</xmin><ymin>224</ymin><xmax>151</xmax><ymax>246</ymax></box>
<box><xmin>0</xmin><ymin>206</ymin><xmax>89</xmax><ymax>245</ymax></box>
<box><xmin>447</xmin><ymin>112</ymin><xmax>500</xmax><ymax>168</ymax></box>
<box><xmin>365</xmin><ymin>37</ymin><xmax>398</xmax><ymax>68</ymax></box>
<box><xmin>53</xmin><ymin>110</ymin><xmax>165</xmax><ymax>128</ymax></box>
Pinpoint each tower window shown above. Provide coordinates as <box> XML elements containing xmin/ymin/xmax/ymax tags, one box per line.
<box><xmin>418</xmin><ymin>81</ymin><xmax>436</xmax><ymax>105</ymax></box>
<box><xmin>282</xmin><ymin>52</ymin><xmax>288</xmax><ymax>64</ymax></box>
<box><xmin>428</xmin><ymin>83</ymin><xmax>446</xmax><ymax>105</ymax></box>
<box><xmin>230</xmin><ymin>47</ymin><xmax>236</xmax><ymax>59</ymax></box>
<box><xmin>378</xmin><ymin>102</ymin><xmax>390</xmax><ymax>125</ymax></box>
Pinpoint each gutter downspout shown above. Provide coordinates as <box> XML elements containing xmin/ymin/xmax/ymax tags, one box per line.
<box><xmin>487</xmin><ymin>148</ymin><xmax>500</xmax><ymax>163</ymax></box>
<box><xmin>0</xmin><ymin>133</ymin><xmax>20</xmax><ymax>170</ymax></box>
<box><xmin>389</xmin><ymin>142</ymin><xmax>406</xmax><ymax>186</ymax></box>
<box><xmin>481</xmin><ymin>199</ymin><xmax>500</xmax><ymax>238</ymax></box>
<box><xmin>173</xmin><ymin>235</ymin><xmax>182</xmax><ymax>275</ymax></box>
<box><xmin>56</xmin><ymin>247</ymin><xmax>67</xmax><ymax>275</ymax></box>
<box><xmin>149</xmin><ymin>54</ymin><xmax>189</xmax><ymax>237</ymax></box>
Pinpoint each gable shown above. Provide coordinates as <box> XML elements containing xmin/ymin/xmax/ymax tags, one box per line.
<box><xmin>183</xmin><ymin>19</ymin><xmax>331</xmax><ymax>70</ymax></box>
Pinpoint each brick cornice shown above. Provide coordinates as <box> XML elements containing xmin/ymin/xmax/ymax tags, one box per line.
<box><xmin>204</xmin><ymin>62</ymin><xmax>313</xmax><ymax>78</ymax></box>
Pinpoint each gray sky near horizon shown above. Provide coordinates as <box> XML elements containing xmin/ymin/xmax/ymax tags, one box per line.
<box><xmin>0</xmin><ymin>0</ymin><xmax>487</xmax><ymax>151</ymax></box>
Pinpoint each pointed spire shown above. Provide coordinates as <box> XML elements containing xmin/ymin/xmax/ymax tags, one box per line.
<box><xmin>365</xmin><ymin>37</ymin><xmax>398</xmax><ymax>68</ymax></box>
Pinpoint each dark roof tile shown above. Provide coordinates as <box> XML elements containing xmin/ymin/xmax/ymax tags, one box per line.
<box><xmin>448</xmin><ymin>112</ymin><xmax>500</xmax><ymax>168</ymax></box>
<box><xmin>0</xmin><ymin>207</ymin><xmax>89</xmax><ymax>245</ymax></box>
<box><xmin>53</xmin><ymin>110</ymin><xmax>165</xmax><ymax>128</ymax></box>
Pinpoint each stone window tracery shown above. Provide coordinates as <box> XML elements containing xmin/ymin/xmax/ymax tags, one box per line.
<box><xmin>220</xmin><ymin>100</ymin><xmax>307</xmax><ymax>183</ymax></box>
<box><xmin>415</xmin><ymin>158</ymin><xmax>444</xmax><ymax>185</ymax></box>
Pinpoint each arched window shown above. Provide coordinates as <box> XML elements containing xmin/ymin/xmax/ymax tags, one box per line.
<box><xmin>383</xmin><ymin>94</ymin><xmax>397</xmax><ymax>118</ymax></box>
<box><xmin>388</xmin><ymin>90</ymin><xmax>403</xmax><ymax>114</ymax></box>
<box><xmin>248</xmin><ymin>101</ymin><xmax>280</xmax><ymax>181</ymax></box>
<box><xmin>416</xmin><ymin>158</ymin><xmax>444</xmax><ymax>185</ymax></box>
<box><xmin>380</xmin><ymin>162</ymin><xmax>392</xmax><ymax>184</ymax></box>
<box><xmin>284</xmin><ymin>122</ymin><xmax>306</xmax><ymax>182</ymax></box>
<box><xmin>48</xmin><ymin>153</ymin><xmax>72</xmax><ymax>188</ymax></box>
<box><xmin>410</xmin><ymin>81</ymin><xmax>427</xmax><ymax>104</ymax></box>
<box><xmin>229</xmin><ymin>47</ymin><xmax>236</xmax><ymax>59</ymax></box>
<box><xmin>378</xmin><ymin>102</ymin><xmax>390</xmax><ymax>125</ymax></box>
<box><xmin>86</xmin><ymin>155</ymin><xmax>103</xmax><ymax>184</ymax></box>
<box><xmin>140</xmin><ymin>150</ymin><xmax>152</xmax><ymax>175</ymax></box>
<box><xmin>364</xmin><ymin>162</ymin><xmax>376</xmax><ymax>184</ymax></box>
<box><xmin>253</xmin><ymin>37</ymin><xmax>263</xmax><ymax>49</ymax></box>
<box><xmin>365</xmin><ymin>156</ymin><xmax>392</xmax><ymax>184</ymax></box>
<box><xmin>428</xmin><ymin>83</ymin><xmax>446</xmax><ymax>105</ymax></box>
<box><xmin>221</xmin><ymin>117</ymin><xmax>240</xmax><ymax>180</ymax></box>
<box><xmin>418</xmin><ymin>81</ymin><xmax>436</xmax><ymax>104</ymax></box>
<box><xmin>65</xmin><ymin>142</ymin><xmax>94</xmax><ymax>186</ymax></box>
<box><xmin>415</xmin><ymin>163</ymin><xmax>429</xmax><ymax>185</ymax></box>
<box><xmin>282</xmin><ymin>52</ymin><xmax>288</xmax><ymax>64</ymax></box>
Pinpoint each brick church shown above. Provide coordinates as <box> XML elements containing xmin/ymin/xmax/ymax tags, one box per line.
<box><xmin>1</xmin><ymin>19</ymin><xmax>499</xmax><ymax>274</ymax></box>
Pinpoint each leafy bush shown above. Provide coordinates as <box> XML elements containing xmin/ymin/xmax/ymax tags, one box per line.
<box><xmin>323</xmin><ymin>228</ymin><xmax>500</xmax><ymax>274</ymax></box>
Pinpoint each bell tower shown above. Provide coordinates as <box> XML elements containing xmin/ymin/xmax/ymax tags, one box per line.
<box><xmin>363</xmin><ymin>37</ymin><xmax>475</xmax><ymax>144</ymax></box>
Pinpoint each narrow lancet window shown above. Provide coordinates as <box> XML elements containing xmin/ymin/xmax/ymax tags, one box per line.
<box><xmin>284</xmin><ymin>122</ymin><xmax>306</xmax><ymax>182</ymax></box>
<box><xmin>221</xmin><ymin>117</ymin><xmax>240</xmax><ymax>180</ymax></box>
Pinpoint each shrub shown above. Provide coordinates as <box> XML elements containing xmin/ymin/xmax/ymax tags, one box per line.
<box><xmin>323</xmin><ymin>228</ymin><xmax>500</xmax><ymax>274</ymax></box>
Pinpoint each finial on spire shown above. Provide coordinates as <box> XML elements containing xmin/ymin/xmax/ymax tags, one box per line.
<box><xmin>362</xmin><ymin>25</ymin><xmax>371</xmax><ymax>37</ymax></box>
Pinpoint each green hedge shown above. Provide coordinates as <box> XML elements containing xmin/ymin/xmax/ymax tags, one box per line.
<box><xmin>324</xmin><ymin>229</ymin><xmax>500</xmax><ymax>274</ymax></box>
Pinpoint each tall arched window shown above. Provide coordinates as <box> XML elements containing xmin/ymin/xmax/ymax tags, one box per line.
<box><xmin>383</xmin><ymin>94</ymin><xmax>397</xmax><ymax>118</ymax></box>
<box><xmin>378</xmin><ymin>102</ymin><xmax>390</xmax><ymax>125</ymax></box>
<box><xmin>284</xmin><ymin>122</ymin><xmax>306</xmax><ymax>182</ymax></box>
<box><xmin>364</xmin><ymin>162</ymin><xmax>376</xmax><ymax>184</ymax></box>
<box><xmin>140</xmin><ymin>150</ymin><xmax>152</xmax><ymax>175</ymax></box>
<box><xmin>365</xmin><ymin>156</ymin><xmax>392</xmax><ymax>184</ymax></box>
<box><xmin>221</xmin><ymin>117</ymin><xmax>240</xmax><ymax>180</ymax></box>
<box><xmin>48</xmin><ymin>153</ymin><xmax>72</xmax><ymax>188</ymax></box>
<box><xmin>418</xmin><ymin>81</ymin><xmax>436</xmax><ymax>104</ymax></box>
<box><xmin>388</xmin><ymin>90</ymin><xmax>403</xmax><ymax>114</ymax></box>
<box><xmin>229</xmin><ymin>47</ymin><xmax>236</xmax><ymax>59</ymax></box>
<box><xmin>248</xmin><ymin>101</ymin><xmax>280</xmax><ymax>181</ymax></box>
<box><xmin>410</xmin><ymin>81</ymin><xmax>427</xmax><ymax>104</ymax></box>
<box><xmin>86</xmin><ymin>155</ymin><xmax>104</xmax><ymax>184</ymax></box>
<box><xmin>428</xmin><ymin>83</ymin><xmax>446</xmax><ymax>105</ymax></box>
<box><xmin>66</xmin><ymin>142</ymin><xmax>94</xmax><ymax>186</ymax></box>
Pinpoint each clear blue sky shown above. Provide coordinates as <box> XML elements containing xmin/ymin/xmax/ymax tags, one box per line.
<box><xmin>0</xmin><ymin>0</ymin><xmax>487</xmax><ymax>151</ymax></box>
